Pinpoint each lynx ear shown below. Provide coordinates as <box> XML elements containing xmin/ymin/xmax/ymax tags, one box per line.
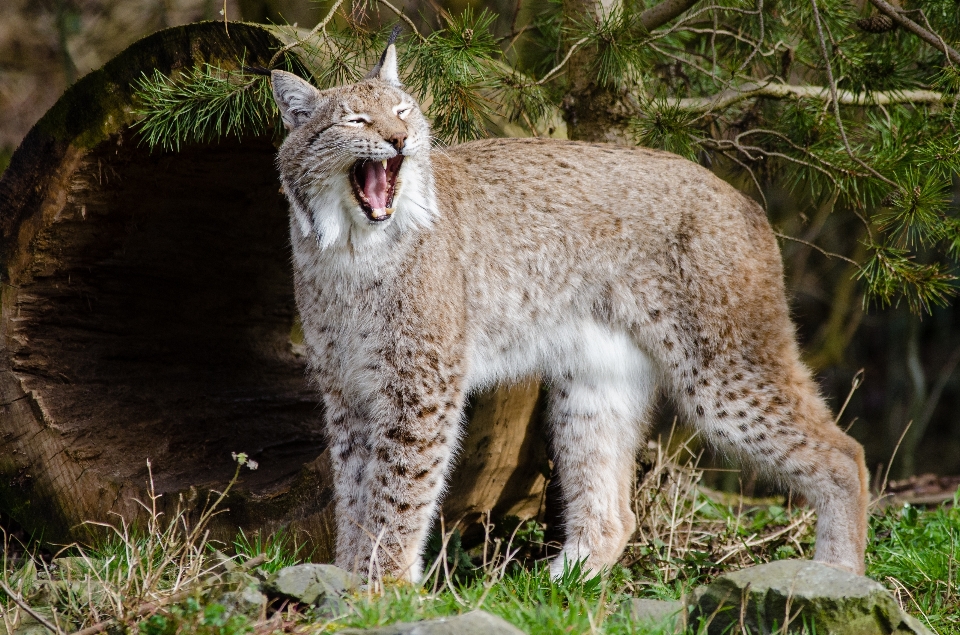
<box><xmin>271</xmin><ymin>70</ymin><xmax>322</xmax><ymax>130</ymax></box>
<box><xmin>366</xmin><ymin>26</ymin><xmax>402</xmax><ymax>86</ymax></box>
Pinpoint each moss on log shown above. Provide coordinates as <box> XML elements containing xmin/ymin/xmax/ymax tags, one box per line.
<box><xmin>0</xmin><ymin>21</ymin><xmax>547</xmax><ymax>554</ymax></box>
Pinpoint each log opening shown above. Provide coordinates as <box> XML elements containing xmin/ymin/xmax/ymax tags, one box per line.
<box><xmin>0</xmin><ymin>22</ymin><xmax>548</xmax><ymax>552</ymax></box>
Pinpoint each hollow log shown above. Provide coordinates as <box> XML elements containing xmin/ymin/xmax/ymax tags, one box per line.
<box><xmin>0</xmin><ymin>21</ymin><xmax>547</xmax><ymax>556</ymax></box>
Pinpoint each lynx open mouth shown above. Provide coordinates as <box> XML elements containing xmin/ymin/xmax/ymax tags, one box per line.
<box><xmin>349</xmin><ymin>156</ymin><xmax>404</xmax><ymax>222</ymax></box>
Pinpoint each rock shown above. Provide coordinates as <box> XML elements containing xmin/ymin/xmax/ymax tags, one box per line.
<box><xmin>2</xmin><ymin>617</ymin><xmax>51</xmax><ymax>635</ymax></box>
<box><xmin>627</xmin><ymin>598</ymin><xmax>683</xmax><ymax>627</ymax></box>
<box><xmin>337</xmin><ymin>610</ymin><xmax>526</xmax><ymax>634</ymax></box>
<box><xmin>687</xmin><ymin>560</ymin><xmax>932</xmax><ymax>635</ymax></box>
<box><xmin>218</xmin><ymin>585</ymin><xmax>269</xmax><ymax>618</ymax></box>
<box><xmin>52</xmin><ymin>556</ymin><xmax>97</xmax><ymax>578</ymax></box>
<box><xmin>263</xmin><ymin>563</ymin><xmax>360</xmax><ymax>608</ymax></box>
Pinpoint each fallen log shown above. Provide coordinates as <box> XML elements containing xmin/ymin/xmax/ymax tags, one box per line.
<box><xmin>0</xmin><ymin>21</ymin><xmax>547</xmax><ymax>556</ymax></box>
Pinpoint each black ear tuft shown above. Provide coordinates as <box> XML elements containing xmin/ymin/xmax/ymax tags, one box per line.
<box><xmin>366</xmin><ymin>25</ymin><xmax>403</xmax><ymax>86</ymax></box>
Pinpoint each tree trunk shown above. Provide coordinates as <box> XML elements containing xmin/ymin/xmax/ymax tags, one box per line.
<box><xmin>560</xmin><ymin>0</ymin><xmax>702</xmax><ymax>142</ymax></box>
<box><xmin>0</xmin><ymin>21</ymin><xmax>547</xmax><ymax>556</ymax></box>
<box><xmin>561</xmin><ymin>0</ymin><xmax>638</xmax><ymax>143</ymax></box>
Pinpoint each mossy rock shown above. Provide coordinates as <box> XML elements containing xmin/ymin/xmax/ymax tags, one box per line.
<box><xmin>687</xmin><ymin>560</ymin><xmax>932</xmax><ymax>635</ymax></box>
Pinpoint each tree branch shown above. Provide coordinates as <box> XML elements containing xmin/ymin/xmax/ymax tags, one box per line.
<box><xmin>867</xmin><ymin>0</ymin><xmax>960</xmax><ymax>66</ymax></box>
<box><xmin>809</xmin><ymin>0</ymin><xmax>898</xmax><ymax>189</ymax></box>
<box><xmin>0</xmin><ymin>581</ymin><xmax>64</xmax><ymax>635</ymax></box>
<box><xmin>537</xmin><ymin>37</ymin><xmax>589</xmax><ymax>85</ymax></box>
<box><xmin>641</xmin><ymin>0</ymin><xmax>703</xmax><ymax>31</ymax></box>
<box><xmin>677</xmin><ymin>82</ymin><xmax>946</xmax><ymax>112</ymax></box>
<box><xmin>374</xmin><ymin>0</ymin><xmax>426</xmax><ymax>43</ymax></box>
<box><xmin>267</xmin><ymin>0</ymin><xmax>347</xmax><ymax>68</ymax></box>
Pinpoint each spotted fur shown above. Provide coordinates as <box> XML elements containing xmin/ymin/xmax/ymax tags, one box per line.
<box><xmin>271</xmin><ymin>46</ymin><xmax>869</xmax><ymax>581</ymax></box>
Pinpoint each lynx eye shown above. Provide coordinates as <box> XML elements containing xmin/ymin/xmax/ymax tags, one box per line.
<box><xmin>396</xmin><ymin>107</ymin><xmax>411</xmax><ymax>120</ymax></box>
<box><xmin>344</xmin><ymin>115</ymin><xmax>371</xmax><ymax>127</ymax></box>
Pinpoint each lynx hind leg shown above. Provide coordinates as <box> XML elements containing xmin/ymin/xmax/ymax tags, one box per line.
<box><xmin>548</xmin><ymin>344</ymin><xmax>658</xmax><ymax>579</ymax></box>
<box><xmin>677</xmin><ymin>350</ymin><xmax>869</xmax><ymax>574</ymax></box>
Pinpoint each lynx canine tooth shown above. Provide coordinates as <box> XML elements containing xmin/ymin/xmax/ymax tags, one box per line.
<box><xmin>381</xmin><ymin>160</ymin><xmax>387</xmax><ymax>169</ymax></box>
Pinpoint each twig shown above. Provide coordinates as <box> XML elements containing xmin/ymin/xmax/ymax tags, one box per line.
<box><xmin>701</xmin><ymin>137</ymin><xmax>841</xmax><ymax>186</ymax></box>
<box><xmin>267</xmin><ymin>0</ymin><xmax>348</xmax><ymax>68</ymax></box>
<box><xmin>374</xmin><ymin>0</ymin><xmax>426</xmax><ymax>43</ymax></box>
<box><xmin>773</xmin><ymin>231</ymin><xmax>860</xmax><ymax>267</ymax></box>
<box><xmin>0</xmin><ymin>581</ymin><xmax>64</xmax><ymax>635</ymax></box>
<box><xmin>835</xmin><ymin>369</ymin><xmax>865</xmax><ymax>426</ymax></box>
<box><xmin>866</xmin><ymin>0</ymin><xmax>960</xmax><ymax>66</ymax></box>
<box><xmin>222</xmin><ymin>0</ymin><xmax>229</xmax><ymax>36</ymax></box>
<box><xmin>809</xmin><ymin>0</ymin><xmax>899</xmax><ymax>190</ymax></box>
<box><xmin>537</xmin><ymin>37</ymin><xmax>589</xmax><ymax>85</ymax></box>
<box><xmin>677</xmin><ymin>82</ymin><xmax>946</xmax><ymax>113</ymax></box>
<box><xmin>648</xmin><ymin>43</ymin><xmax>737</xmax><ymax>92</ymax></box>
<box><xmin>734</xmin><ymin>0</ymin><xmax>763</xmax><ymax>74</ymax></box>
<box><xmin>880</xmin><ymin>419</ymin><xmax>913</xmax><ymax>496</ymax></box>
<box><xmin>719</xmin><ymin>149</ymin><xmax>768</xmax><ymax>209</ymax></box>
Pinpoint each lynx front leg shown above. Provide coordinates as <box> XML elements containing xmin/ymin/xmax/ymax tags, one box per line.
<box><xmin>548</xmin><ymin>356</ymin><xmax>657</xmax><ymax>579</ymax></box>
<box><xmin>324</xmin><ymin>390</ymin><xmax>378</xmax><ymax>575</ymax></box>
<box><xmin>335</xmin><ymin>360</ymin><xmax>466</xmax><ymax>582</ymax></box>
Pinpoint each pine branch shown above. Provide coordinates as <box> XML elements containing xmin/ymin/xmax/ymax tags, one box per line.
<box><xmin>374</xmin><ymin>0</ymin><xmax>426</xmax><ymax>43</ymax></box>
<box><xmin>133</xmin><ymin>64</ymin><xmax>276</xmax><ymax>151</ymax></box>
<box><xmin>267</xmin><ymin>0</ymin><xmax>347</xmax><ymax>68</ymax></box>
<box><xmin>676</xmin><ymin>82</ymin><xmax>947</xmax><ymax>112</ymax></box>
<box><xmin>866</xmin><ymin>0</ymin><xmax>960</xmax><ymax>66</ymax></box>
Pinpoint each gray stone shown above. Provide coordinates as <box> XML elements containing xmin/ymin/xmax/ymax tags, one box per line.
<box><xmin>687</xmin><ymin>559</ymin><xmax>932</xmax><ymax>635</ymax></box>
<box><xmin>218</xmin><ymin>585</ymin><xmax>269</xmax><ymax>618</ymax></box>
<box><xmin>337</xmin><ymin>610</ymin><xmax>526</xmax><ymax>634</ymax></box>
<box><xmin>51</xmin><ymin>556</ymin><xmax>97</xmax><ymax>579</ymax></box>
<box><xmin>628</xmin><ymin>598</ymin><xmax>683</xmax><ymax>627</ymax></box>
<box><xmin>263</xmin><ymin>563</ymin><xmax>360</xmax><ymax>607</ymax></box>
<box><xmin>2</xmin><ymin>618</ymin><xmax>51</xmax><ymax>635</ymax></box>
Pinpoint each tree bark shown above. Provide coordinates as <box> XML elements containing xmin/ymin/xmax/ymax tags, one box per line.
<box><xmin>0</xmin><ymin>21</ymin><xmax>547</xmax><ymax>555</ymax></box>
<box><xmin>561</xmin><ymin>0</ymin><xmax>636</xmax><ymax>142</ymax></box>
<box><xmin>560</xmin><ymin>0</ymin><xmax>702</xmax><ymax>142</ymax></box>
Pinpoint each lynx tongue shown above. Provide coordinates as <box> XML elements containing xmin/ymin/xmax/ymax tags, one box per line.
<box><xmin>363</xmin><ymin>160</ymin><xmax>390</xmax><ymax>218</ymax></box>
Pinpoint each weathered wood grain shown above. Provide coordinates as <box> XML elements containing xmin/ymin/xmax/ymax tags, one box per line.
<box><xmin>0</xmin><ymin>21</ymin><xmax>547</xmax><ymax>554</ymax></box>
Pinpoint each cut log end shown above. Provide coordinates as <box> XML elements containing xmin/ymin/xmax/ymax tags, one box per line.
<box><xmin>0</xmin><ymin>22</ymin><xmax>547</xmax><ymax>556</ymax></box>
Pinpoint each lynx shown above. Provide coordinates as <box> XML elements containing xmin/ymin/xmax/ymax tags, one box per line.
<box><xmin>270</xmin><ymin>40</ymin><xmax>869</xmax><ymax>582</ymax></box>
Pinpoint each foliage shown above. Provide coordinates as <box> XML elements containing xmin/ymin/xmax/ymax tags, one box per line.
<box><xmin>1</xmin><ymin>447</ymin><xmax>956</xmax><ymax>633</ymax></box>
<box><xmin>867</xmin><ymin>494</ymin><xmax>960</xmax><ymax>633</ymax></box>
<box><xmin>133</xmin><ymin>61</ymin><xmax>278</xmax><ymax>151</ymax></box>
<box><xmin>232</xmin><ymin>528</ymin><xmax>303</xmax><ymax>574</ymax></box>
<box><xmin>139</xmin><ymin>597</ymin><xmax>253</xmax><ymax>635</ymax></box>
<box><xmin>129</xmin><ymin>0</ymin><xmax>960</xmax><ymax>313</ymax></box>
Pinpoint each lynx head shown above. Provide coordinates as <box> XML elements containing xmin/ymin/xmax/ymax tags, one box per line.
<box><xmin>272</xmin><ymin>37</ymin><xmax>436</xmax><ymax>250</ymax></box>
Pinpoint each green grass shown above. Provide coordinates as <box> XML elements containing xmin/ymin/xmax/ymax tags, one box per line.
<box><xmin>0</xmin><ymin>451</ymin><xmax>956</xmax><ymax>635</ymax></box>
<box><xmin>867</xmin><ymin>495</ymin><xmax>960</xmax><ymax>633</ymax></box>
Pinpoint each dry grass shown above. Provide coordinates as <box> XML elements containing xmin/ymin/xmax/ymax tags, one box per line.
<box><xmin>3</xmin><ymin>441</ymin><xmax>954</xmax><ymax>634</ymax></box>
<box><xmin>0</xmin><ymin>456</ymin><xmax>263</xmax><ymax>635</ymax></box>
<box><xmin>621</xmin><ymin>432</ymin><xmax>816</xmax><ymax>599</ymax></box>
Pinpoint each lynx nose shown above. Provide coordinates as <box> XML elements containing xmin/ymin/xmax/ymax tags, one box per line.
<box><xmin>387</xmin><ymin>132</ymin><xmax>407</xmax><ymax>153</ymax></box>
